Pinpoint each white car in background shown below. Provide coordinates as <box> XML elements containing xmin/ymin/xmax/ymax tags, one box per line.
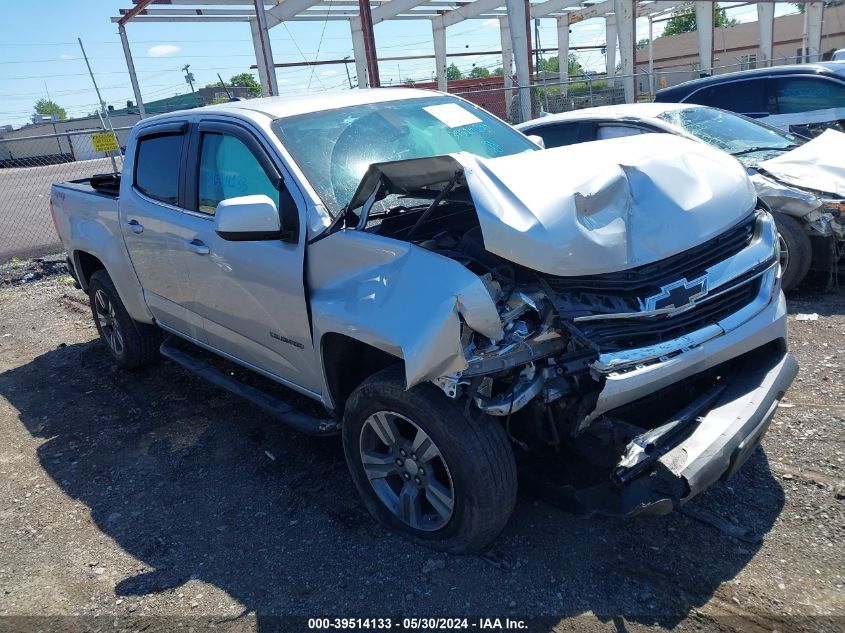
<box><xmin>518</xmin><ymin>103</ymin><xmax>845</xmax><ymax>291</ymax></box>
<box><xmin>832</xmin><ymin>49</ymin><xmax>845</xmax><ymax>62</ymax></box>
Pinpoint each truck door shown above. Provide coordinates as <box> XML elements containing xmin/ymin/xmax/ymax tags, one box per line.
<box><xmin>178</xmin><ymin>120</ymin><xmax>320</xmax><ymax>394</ymax></box>
<box><xmin>120</xmin><ymin>121</ymin><xmax>205</xmax><ymax>341</ymax></box>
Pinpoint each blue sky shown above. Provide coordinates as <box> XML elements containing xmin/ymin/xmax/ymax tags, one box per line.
<box><xmin>0</xmin><ymin>1</ymin><xmax>797</xmax><ymax>127</ymax></box>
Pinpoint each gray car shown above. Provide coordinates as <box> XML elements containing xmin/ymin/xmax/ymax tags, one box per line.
<box><xmin>518</xmin><ymin>103</ymin><xmax>845</xmax><ymax>290</ymax></box>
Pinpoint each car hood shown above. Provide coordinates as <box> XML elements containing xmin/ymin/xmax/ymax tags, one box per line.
<box><xmin>349</xmin><ymin>133</ymin><xmax>756</xmax><ymax>277</ymax></box>
<box><xmin>758</xmin><ymin>129</ymin><xmax>845</xmax><ymax>197</ymax></box>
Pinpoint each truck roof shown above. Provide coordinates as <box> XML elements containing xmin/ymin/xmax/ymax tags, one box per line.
<box><xmin>141</xmin><ymin>87</ymin><xmax>442</xmax><ymax>123</ymax></box>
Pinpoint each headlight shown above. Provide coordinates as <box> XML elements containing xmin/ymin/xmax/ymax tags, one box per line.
<box><xmin>821</xmin><ymin>198</ymin><xmax>845</xmax><ymax>217</ymax></box>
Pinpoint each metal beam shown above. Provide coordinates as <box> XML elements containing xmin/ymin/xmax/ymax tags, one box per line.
<box><xmin>605</xmin><ymin>13</ymin><xmax>617</xmax><ymax>87</ymax></box>
<box><xmin>118</xmin><ymin>24</ymin><xmax>146</xmax><ymax>118</ymax></box>
<box><xmin>757</xmin><ymin>1</ymin><xmax>774</xmax><ymax>67</ymax></box>
<box><xmin>506</xmin><ymin>0</ymin><xmax>531</xmax><ymax>123</ymax></box>
<box><xmin>648</xmin><ymin>14</ymin><xmax>654</xmax><ymax>94</ymax></box>
<box><xmin>804</xmin><ymin>0</ymin><xmax>824</xmax><ymax>63</ymax></box>
<box><xmin>556</xmin><ymin>14</ymin><xmax>569</xmax><ymax>96</ymax></box>
<box><xmin>432</xmin><ymin>16</ymin><xmax>448</xmax><ymax>91</ymax></box>
<box><xmin>253</xmin><ymin>0</ymin><xmax>278</xmax><ymax>95</ymax></box>
<box><xmin>441</xmin><ymin>0</ymin><xmax>504</xmax><ymax>28</ymax></box>
<box><xmin>350</xmin><ymin>16</ymin><xmax>369</xmax><ymax>87</ymax></box>
<box><xmin>695</xmin><ymin>1</ymin><xmax>713</xmax><ymax>74</ymax></box>
<box><xmin>371</xmin><ymin>0</ymin><xmax>428</xmax><ymax>24</ymax></box>
<box><xmin>614</xmin><ymin>0</ymin><xmax>634</xmax><ymax>102</ymax></box>
<box><xmin>118</xmin><ymin>0</ymin><xmax>155</xmax><ymax>25</ymax></box>
<box><xmin>112</xmin><ymin>15</ymin><xmax>252</xmax><ymax>21</ymax></box>
<box><xmin>264</xmin><ymin>0</ymin><xmax>322</xmax><ymax>27</ymax></box>
<box><xmin>359</xmin><ymin>0</ymin><xmax>381</xmax><ymax>87</ymax></box>
<box><xmin>500</xmin><ymin>16</ymin><xmax>514</xmax><ymax>110</ymax></box>
<box><xmin>119</xmin><ymin>7</ymin><xmax>255</xmax><ymax>15</ymax></box>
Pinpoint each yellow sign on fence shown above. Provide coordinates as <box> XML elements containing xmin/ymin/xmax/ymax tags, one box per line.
<box><xmin>91</xmin><ymin>132</ymin><xmax>119</xmax><ymax>153</ymax></box>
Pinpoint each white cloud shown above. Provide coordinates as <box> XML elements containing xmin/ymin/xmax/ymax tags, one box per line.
<box><xmin>481</xmin><ymin>18</ymin><xmax>499</xmax><ymax>28</ymax></box>
<box><xmin>277</xmin><ymin>78</ymin><xmax>290</xmax><ymax>85</ymax></box>
<box><xmin>59</xmin><ymin>53</ymin><xmax>73</xmax><ymax>60</ymax></box>
<box><xmin>320</xmin><ymin>69</ymin><xmax>338</xmax><ymax>77</ymax></box>
<box><xmin>147</xmin><ymin>44</ymin><xmax>181</xmax><ymax>57</ymax></box>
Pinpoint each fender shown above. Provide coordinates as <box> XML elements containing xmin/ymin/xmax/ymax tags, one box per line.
<box><xmin>308</xmin><ymin>230</ymin><xmax>502</xmax><ymax>390</ymax></box>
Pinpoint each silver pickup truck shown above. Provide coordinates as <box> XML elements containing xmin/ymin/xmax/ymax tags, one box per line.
<box><xmin>51</xmin><ymin>89</ymin><xmax>797</xmax><ymax>552</ymax></box>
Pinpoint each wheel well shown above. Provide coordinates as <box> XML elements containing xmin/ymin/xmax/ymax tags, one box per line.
<box><xmin>75</xmin><ymin>251</ymin><xmax>105</xmax><ymax>289</ymax></box>
<box><xmin>321</xmin><ymin>333</ymin><xmax>403</xmax><ymax>415</ymax></box>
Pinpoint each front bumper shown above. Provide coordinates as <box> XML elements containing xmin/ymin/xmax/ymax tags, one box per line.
<box><xmin>533</xmin><ymin>343</ymin><xmax>797</xmax><ymax>517</ymax></box>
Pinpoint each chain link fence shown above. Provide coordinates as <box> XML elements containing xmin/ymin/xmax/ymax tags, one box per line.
<box><xmin>0</xmin><ymin>126</ymin><xmax>129</xmax><ymax>284</ymax></box>
<box><xmin>449</xmin><ymin>75</ymin><xmax>627</xmax><ymax>124</ymax></box>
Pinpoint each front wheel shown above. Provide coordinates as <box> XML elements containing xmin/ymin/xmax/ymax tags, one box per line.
<box><xmin>342</xmin><ymin>367</ymin><xmax>517</xmax><ymax>553</ymax></box>
<box><xmin>772</xmin><ymin>211</ymin><xmax>812</xmax><ymax>292</ymax></box>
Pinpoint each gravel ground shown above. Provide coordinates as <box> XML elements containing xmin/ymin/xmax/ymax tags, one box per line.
<box><xmin>0</xmin><ymin>260</ymin><xmax>843</xmax><ymax>633</ymax></box>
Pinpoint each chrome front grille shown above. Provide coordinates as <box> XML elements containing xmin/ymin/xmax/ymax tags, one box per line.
<box><xmin>540</xmin><ymin>211</ymin><xmax>777</xmax><ymax>355</ymax></box>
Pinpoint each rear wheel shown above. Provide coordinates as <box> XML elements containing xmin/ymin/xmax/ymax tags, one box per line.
<box><xmin>772</xmin><ymin>211</ymin><xmax>812</xmax><ymax>292</ymax></box>
<box><xmin>88</xmin><ymin>270</ymin><xmax>161</xmax><ymax>369</ymax></box>
<box><xmin>342</xmin><ymin>367</ymin><xmax>517</xmax><ymax>553</ymax></box>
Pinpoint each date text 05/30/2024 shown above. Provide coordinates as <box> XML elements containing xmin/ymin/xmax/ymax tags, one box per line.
<box><xmin>307</xmin><ymin>618</ymin><xmax>528</xmax><ymax>630</ymax></box>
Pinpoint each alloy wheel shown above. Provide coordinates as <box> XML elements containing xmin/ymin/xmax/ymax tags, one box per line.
<box><xmin>359</xmin><ymin>410</ymin><xmax>455</xmax><ymax>532</ymax></box>
<box><xmin>94</xmin><ymin>289</ymin><xmax>124</xmax><ymax>357</ymax></box>
<box><xmin>777</xmin><ymin>233</ymin><xmax>790</xmax><ymax>278</ymax></box>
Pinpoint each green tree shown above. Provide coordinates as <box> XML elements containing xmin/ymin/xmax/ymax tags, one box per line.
<box><xmin>536</xmin><ymin>55</ymin><xmax>583</xmax><ymax>78</ymax></box>
<box><xmin>469</xmin><ymin>66</ymin><xmax>491</xmax><ymax>78</ymax></box>
<box><xmin>34</xmin><ymin>99</ymin><xmax>66</xmax><ymax>121</ymax></box>
<box><xmin>636</xmin><ymin>37</ymin><xmax>650</xmax><ymax>49</ymax></box>
<box><xmin>492</xmin><ymin>66</ymin><xmax>504</xmax><ymax>76</ymax></box>
<box><xmin>662</xmin><ymin>2</ymin><xmax>738</xmax><ymax>37</ymax></box>
<box><xmin>793</xmin><ymin>3</ymin><xmax>805</xmax><ymax>13</ymax></box>
<box><xmin>229</xmin><ymin>73</ymin><xmax>262</xmax><ymax>97</ymax></box>
<box><xmin>446</xmin><ymin>63</ymin><xmax>463</xmax><ymax>81</ymax></box>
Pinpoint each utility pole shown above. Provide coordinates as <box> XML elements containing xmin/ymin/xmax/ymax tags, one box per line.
<box><xmin>78</xmin><ymin>37</ymin><xmax>119</xmax><ymax>174</ymax></box>
<box><xmin>183</xmin><ymin>64</ymin><xmax>197</xmax><ymax>103</ymax></box>
<box><xmin>343</xmin><ymin>56</ymin><xmax>354</xmax><ymax>89</ymax></box>
<box><xmin>217</xmin><ymin>73</ymin><xmax>233</xmax><ymax>100</ymax></box>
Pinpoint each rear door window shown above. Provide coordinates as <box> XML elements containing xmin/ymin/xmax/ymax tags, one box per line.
<box><xmin>686</xmin><ymin>79</ymin><xmax>768</xmax><ymax>117</ymax></box>
<box><xmin>134</xmin><ymin>133</ymin><xmax>184</xmax><ymax>205</ymax></box>
<box><xmin>772</xmin><ymin>76</ymin><xmax>845</xmax><ymax>113</ymax></box>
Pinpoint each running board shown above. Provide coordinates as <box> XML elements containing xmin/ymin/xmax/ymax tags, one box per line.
<box><xmin>159</xmin><ymin>340</ymin><xmax>340</xmax><ymax>436</ymax></box>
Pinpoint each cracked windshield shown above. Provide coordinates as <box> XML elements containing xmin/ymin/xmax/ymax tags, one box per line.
<box><xmin>272</xmin><ymin>96</ymin><xmax>535</xmax><ymax>216</ymax></box>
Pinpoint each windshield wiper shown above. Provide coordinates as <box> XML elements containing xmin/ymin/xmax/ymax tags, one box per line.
<box><xmin>731</xmin><ymin>144</ymin><xmax>798</xmax><ymax>156</ymax></box>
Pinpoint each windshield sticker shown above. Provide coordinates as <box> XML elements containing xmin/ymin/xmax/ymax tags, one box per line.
<box><xmin>423</xmin><ymin>103</ymin><xmax>482</xmax><ymax>128</ymax></box>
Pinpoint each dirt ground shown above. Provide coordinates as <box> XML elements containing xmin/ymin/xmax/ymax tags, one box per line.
<box><xmin>0</xmin><ymin>259</ymin><xmax>843</xmax><ymax>633</ymax></box>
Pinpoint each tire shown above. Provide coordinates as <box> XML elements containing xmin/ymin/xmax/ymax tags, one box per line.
<box><xmin>772</xmin><ymin>211</ymin><xmax>812</xmax><ymax>292</ymax></box>
<box><xmin>88</xmin><ymin>270</ymin><xmax>161</xmax><ymax>370</ymax></box>
<box><xmin>342</xmin><ymin>366</ymin><xmax>517</xmax><ymax>553</ymax></box>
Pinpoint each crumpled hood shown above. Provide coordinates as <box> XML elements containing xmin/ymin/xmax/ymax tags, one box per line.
<box><xmin>349</xmin><ymin>133</ymin><xmax>756</xmax><ymax>277</ymax></box>
<box><xmin>758</xmin><ymin>129</ymin><xmax>845</xmax><ymax>198</ymax></box>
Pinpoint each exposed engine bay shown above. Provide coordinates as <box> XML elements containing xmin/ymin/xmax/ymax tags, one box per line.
<box><xmin>348</xmin><ymin>171</ymin><xmax>770</xmax><ymax>494</ymax></box>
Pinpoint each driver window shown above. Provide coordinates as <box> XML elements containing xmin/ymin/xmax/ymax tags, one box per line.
<box><xmin>198</xmin><ymin>132</ymin><xmax>278</xmax><ymax>214</ymax></box>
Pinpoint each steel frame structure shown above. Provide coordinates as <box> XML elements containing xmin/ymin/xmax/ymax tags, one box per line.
<box><xmin>113</xmin><ymin>1</ymin><xmax>825</xmax><ymax>122</ymax></box>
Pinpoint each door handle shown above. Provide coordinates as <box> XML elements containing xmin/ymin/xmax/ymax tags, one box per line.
<box><xmin>126</xmin><ymin>219</ymin><xmax>144</xmax><ymax>234</ymax></box>
<box><xmin>186</xmin><ymin>239</ymin><xmax>210</xmax><ymax>255</ymax></box>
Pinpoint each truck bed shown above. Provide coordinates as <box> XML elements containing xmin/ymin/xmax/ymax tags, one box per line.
<box><xmin>54</xmin><ymin>173</ymin><xmax>121</xmax><ymax>198</ymax></box>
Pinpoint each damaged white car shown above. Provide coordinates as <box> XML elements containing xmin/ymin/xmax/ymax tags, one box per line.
<box><xmin>518</xmin><ymin>103</ymin><xmax>845</xmax><ymax>290</ymax></box>
<box><xmin>50</xmin><ymin>90</ymin><xmax>797</xmax><ymax>552</ymax></box>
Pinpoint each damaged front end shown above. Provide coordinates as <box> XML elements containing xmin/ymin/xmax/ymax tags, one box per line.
<box><xmin>322</xmin><ymin>136</ymin><xmax>797</xmax><ymax>517</ymax></box>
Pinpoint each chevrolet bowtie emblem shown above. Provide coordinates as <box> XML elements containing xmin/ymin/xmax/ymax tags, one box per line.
<box><xmin>644</xmin><ymin>275</ymin><xmax>708</xmax><ymax>312</ymax></box>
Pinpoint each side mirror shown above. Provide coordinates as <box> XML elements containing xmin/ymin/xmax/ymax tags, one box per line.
<box><xmin>527</xmin><ymin>134</ymin><xmax>546</xmax><ymax>149</ymax></box>
<box><xmin>214</xmin><ymin>195</ymin><xmax>283</xmax><ymax>241</ymax></box>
